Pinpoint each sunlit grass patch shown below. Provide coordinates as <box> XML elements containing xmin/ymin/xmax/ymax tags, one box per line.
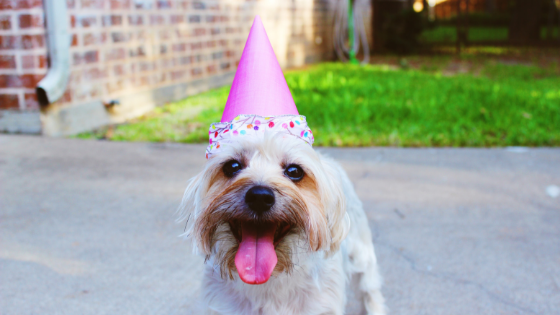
<box><xmin>77</xmin><ymin>62</ymin><xmax>560</xmax><ymax>147</ymax></box>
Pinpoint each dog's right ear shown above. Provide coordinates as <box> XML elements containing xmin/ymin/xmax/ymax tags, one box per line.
<box><xmin>177</xmin><ymin>169</ymin><xmax>208</xmax><ymax>240</ymax></box>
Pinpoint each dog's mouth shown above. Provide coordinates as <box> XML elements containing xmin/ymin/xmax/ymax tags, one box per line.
<box><xmin>229</xmin><ymin>220</ymin><xmax>291</xmax><ymax>285</ymax></box>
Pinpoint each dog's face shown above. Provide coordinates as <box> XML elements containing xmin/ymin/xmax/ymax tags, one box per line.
<box><xmin>179</xmin><ymin>134</ymin><xmax>348</xmax><ymax>285</ymax></box>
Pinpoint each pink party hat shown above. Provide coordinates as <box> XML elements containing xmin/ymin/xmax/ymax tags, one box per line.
<box><xmin>221</xmin><ymin>16</ymin><xmax>298</xmax><ymax>122</ymax></box>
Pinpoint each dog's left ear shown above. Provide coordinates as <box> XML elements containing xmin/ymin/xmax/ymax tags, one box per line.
<box><xmin>317</xmin><ymin>155</ymin><xmax>351</xmax><ymax>255</ymax></box>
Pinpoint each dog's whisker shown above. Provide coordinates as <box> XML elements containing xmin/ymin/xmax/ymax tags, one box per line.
<box><xmin>183</xmin><ymin>213</ymin><xmax>192</xmax><ymax>232</ymax></box>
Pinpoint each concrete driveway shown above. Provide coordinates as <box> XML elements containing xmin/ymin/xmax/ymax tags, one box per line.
<box><xmin>1</xmin><ymin>135</ymin><xmax>559</xmax><ymax>315</ymax></box>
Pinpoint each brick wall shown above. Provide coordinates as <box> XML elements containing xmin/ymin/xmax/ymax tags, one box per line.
<box><xmin>0</xmin><ymin>0</ymin><xmax>47</xmax><ymax>111</ymax></box>
<box><xmin>1</xmin><ymin>0</ymin><xmax>341</xmax><ymax>135</ymax></box>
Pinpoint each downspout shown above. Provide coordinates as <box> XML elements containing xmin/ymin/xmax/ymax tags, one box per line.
<box><xmin>36</xmin><ymin>0</ymin><xmax>70</xmax><ymax>106</ymax></box>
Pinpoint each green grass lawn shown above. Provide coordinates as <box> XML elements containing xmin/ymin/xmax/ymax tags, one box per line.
<box><xmin>78</xmin><ymin>62</ymin><xmax>560</xmax><ymax>147</ymax></box>
<box><xmin>420</xmin><ymin>26</ymin><xmax>559</xmax><ymax>43</ymax></box>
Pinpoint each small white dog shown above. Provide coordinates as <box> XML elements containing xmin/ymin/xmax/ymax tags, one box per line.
<box><xmin>179</xmin><ymin>133</ymin><xmax>386</xmax><ymax>315</ymax></box>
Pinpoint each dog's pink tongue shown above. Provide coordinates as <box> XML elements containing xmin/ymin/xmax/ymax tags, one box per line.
<box><xmin>235</xmin><ymin>222</ymin><xmax>277</xmax><ymax>285</ymax></box>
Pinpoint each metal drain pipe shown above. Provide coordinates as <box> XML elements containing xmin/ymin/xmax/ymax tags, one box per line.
<box><xmin>36</xmin><ymin>0</ymin><xmax>70</xmax><ymax>106</ymax></box>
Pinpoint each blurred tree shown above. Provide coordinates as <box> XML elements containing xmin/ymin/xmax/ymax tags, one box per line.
<box><xmin>508</xmin><ymin>0</ymin><xmax>543</xmax><ymax>43</ymax></box>
<box><xmin>383</xmin><ymin>9</ymin><xmax>424</xmax><ymax>53</ymax></box>
<box><xmin>486</xmin><ymin>0</ymin><xmax>496</xmax><ymax>13</ymax></box>
<box><xmin>372</xmin><ymin>0</ymin><xmax>409</xmax><ymax>51</ymax></box>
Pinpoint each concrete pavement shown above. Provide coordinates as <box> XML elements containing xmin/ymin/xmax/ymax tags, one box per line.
<box><xmin>1</xmin><ymin>135</ymin><xmax>559</xmax><ymax>315</ymax></box>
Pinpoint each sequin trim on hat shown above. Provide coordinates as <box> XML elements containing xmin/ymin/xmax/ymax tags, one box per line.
<box><xmin>205</xmin><ymin>114</ymin><xmax>314</xmax><ymax>159</ymax></box>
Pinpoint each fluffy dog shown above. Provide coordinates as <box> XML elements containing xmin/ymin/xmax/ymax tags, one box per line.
<box><xmin>179</xmin><ymin>133</ymin><xmax>386</xmax><ymax>315</ymax></box>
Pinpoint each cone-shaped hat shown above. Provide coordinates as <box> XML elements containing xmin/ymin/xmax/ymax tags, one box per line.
<box><xmin>221</xmin><ymin>16</ymin><xmax>298</xmax><ymax>122</ymax></box>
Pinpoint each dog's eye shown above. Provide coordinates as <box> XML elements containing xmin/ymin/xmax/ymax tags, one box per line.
<box><xmin>284</xmin><ymin>164</ymin><xmax>304</xmax><ymax>182</ymax></box>
<box><xmin>223</xmin><ymin>160</ymin><xmax>243</xmax><ymax>178</ymax></box>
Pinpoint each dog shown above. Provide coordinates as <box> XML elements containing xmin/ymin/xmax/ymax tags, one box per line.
<box><xmin>179</xmin><ymin>132</ymin><xmax>386</xmax><ymax>315</ymax></box>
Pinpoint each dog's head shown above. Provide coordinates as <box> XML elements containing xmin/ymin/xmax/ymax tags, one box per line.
<box><xmin>179</xmin><ymin>133</ymin><xmax>349</xmax><ymax>284</ymax></box>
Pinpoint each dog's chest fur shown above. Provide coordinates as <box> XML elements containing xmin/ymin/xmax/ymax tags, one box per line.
<box><xmin>203</xmin><ymin>249</ymin><xmax>347</xmax><ymax>315</ymax></box>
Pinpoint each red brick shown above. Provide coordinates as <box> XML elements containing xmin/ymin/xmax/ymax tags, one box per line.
<box><xmin>138</xmin><ymin>61</ymin><xmax>155</xmax><ymax>72</ymax></box>
<box><xmin>24</xmin><ymin>92</ymin><xmax>39</xmax><ymax>109</ymax></box>
<box><xmin>109</xmin><ymin>0</ymin><xmax>129</xmax><ymax>9</ymax></box>
<box><xmin>191</xmin><ymin>67</ymin><xmax>202</xmax><ymax>76</ymax></box>
<box><xmin>0</xmin><ymin>94</ymin><xmax>19</xmax><ymax>109</ymax></box>
<box><xmin>38</xmin><ymin>55</ymin><xmax>47</xmax><ymax>68</ymax></box>
<box><xmin>113</xmin><ymin>64</ymin><xmax>125</xmax><ymax>76</ymax></box>
<box><xmin>189</xmin><ymin>15</ymin><xmax>200</xmax><ymax>23</ymax></box>
<box><xmin>178</xmin><ymin>56</ymin><xmax>192</xmax><ymax>65</ymax></box>
<box><xmin>193</xmin><ymin>28</ymin><xmax>205</xmax><ymax>36</ymax></box>
<box><xmin>0</xmin><ymin>35</ymin><xmax>17</xmax><ymax>49</ymax></box>
<box><xmin>71</xmin><ymin>34</ymin><xmax>78</xmax><ymax>46</ymax></box>
<box><xmin>72</xmin><ymin>52</ymin><xmax>81</xmax><ymax>65</ymax></box>
<box><xmin>73</xmin><ymin>51</ymin><xmax>100</xmax><ymax>65</ymax></box>
<box><xmin>157</xmin><ymin>0</ymin><xmax>171</xmax><ymax>9</ymax></box>
<box><xmin>84</xmin><ymin>67</ymin><xmax>107</xmax><ymax>79</ymax></box>
<box><xmin>0</xmin><ymin>0</ymin><xmax>43</xmax><ymax>10</ymax></box>
<box><xmin>176</xmin><ymin>1</ymin><xmax>187</xmax><ymax>9</ymax></box>
<box><xmin>172</xmin><ymin>43</ymin><xmax>187</xmax><ymax>52</ymax></box>
<box><xmin>84</xmin><ymin>51</ymin><xmax>98</xmax><ymax>63</ymax></box>
<box><xmin>18</xmin><ymin>0</ymin><xmax>43</xmax><ymax>9</ymax></box>
<box><xmin>19</xmin><ymin>14</ymin><xmax>43</xmax><ymax>29</ymax></box>
<box><xmin>21</xmin><ymin>55</ymin><xmax>35</xmax><ymax>68</ymax></box>
<box><xmin>128</xmin><ymin>46</ymin><xmax>146</xmax><ymax>58</ymax></box>
<box><xmin>21</xmin><ymin>35</ymin><xmax>44</xmax><ymax>49</ymax></box>
<box><xmin>105</xmin><ymin>48</ymin><xmax>126</xmax><ymax>61</ymax></box>
<box><xmin>102</xmin><ymin>15</ymin><xmax>122</xmax><ymax>27</ymax></box>
<box><xmin>84</xmin><ymin>33</ymin><xmax>107</xmax><ymax>45</ymax></box>
<box><xmin>170</xmin><ymin>70</ymin><xmax>186</xmax><ymax>81</ymax></box>
<box><xmin>170</xmin><ymin>15</ymin><xmax>184</xmax><ymax>24</ymax></box>
<box><xmin>0</xmin><ymin>74</ymin><xmax>43</xmax><ymax>88</ymax></box>
<box><xmin>128</xmin><ymin>15</ymin><xmax>143</xmax><ymax>25</ymax></box>
<box><xmin>206</xmin><ymin>65</ymin><xmax>216</xmax><ymax>74</ymax></box>
<box><xmin>78</xmin><ymin>15</ymin><xmax>97</xmax><ymax>28</ymax></box>
<box><xmin>150</xmin><ymin>15</ymin><xmax>165</xmax><ymax>25</ymax></box>
<box><xmin>192</xmin><ymin>1</ymin><xmax>205</xmax><ymax>10</ymax></box>
<box><xmin>0</xmin><ymin>15</ymin><xmax>11</xmax><ymax>30</ymax></box>
<box><xmin>81</xmin><ymin>0</ymin><xmax>105</xmax><ymax>9</ymax></box>
<box><xmin>0</xmin><ymin>55</ymin><xmax>16</xmax><ymax>68</ymax></box>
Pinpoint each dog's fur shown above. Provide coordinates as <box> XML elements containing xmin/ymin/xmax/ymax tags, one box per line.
<box><xmin>179</xmin><ymin>133</ymin><xmax>385</xmax><ymax>315</ymax></box>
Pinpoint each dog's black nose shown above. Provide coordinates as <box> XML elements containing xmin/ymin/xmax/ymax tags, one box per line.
<box><xmin>245</xmin><ymin>186</ymin><xmax>275</xmax><ymax>214</ymax></box>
